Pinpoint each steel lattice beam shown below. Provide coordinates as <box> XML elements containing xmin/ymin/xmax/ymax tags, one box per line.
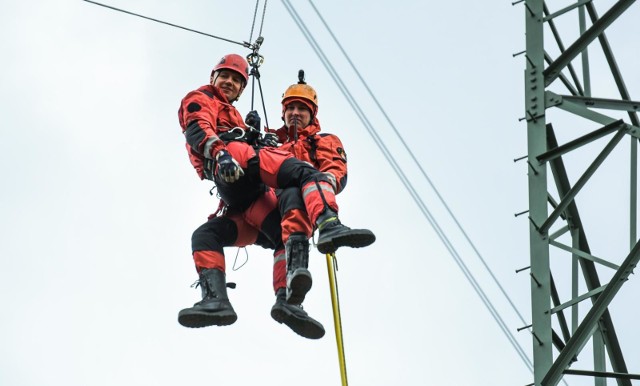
<box><xmin>524</xmin><ymin>1</ymin><xmax>638</xmax><ymax>385</ymax></box>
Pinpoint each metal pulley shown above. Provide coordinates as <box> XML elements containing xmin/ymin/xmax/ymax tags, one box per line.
<box><xmin>246</xmin><ymin>36</ymin><xmax>265</xmax><ymax>70</ymax></box>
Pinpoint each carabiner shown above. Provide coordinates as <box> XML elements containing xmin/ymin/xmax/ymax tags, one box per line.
<box><xmin>246</xmin><ymin>52</ymin><xmax>264</xmax><ymax>68</ymax></box>
<box><xmin>228</xmin><ymin>127</ymin><xmax>246</xmax><ymax>139</ymax></box>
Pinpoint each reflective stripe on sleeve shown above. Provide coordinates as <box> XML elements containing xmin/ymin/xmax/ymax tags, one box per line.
<box><xmin>203</xmin><ymin>136</ymin><xmax>220</xmax><ymax>159</ymax></box>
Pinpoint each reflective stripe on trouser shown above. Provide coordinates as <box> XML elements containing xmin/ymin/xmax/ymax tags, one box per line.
<box><xmin>273</xmin><ymin>157</ymin><xmax>339</xmax><ymax>225</ymax></box>
<box><xmin>273</xmin><ymin>248</ymin><xmax>286</xmax><ymax>292</ymax></box>
<box><xmin>301</xmin><ymin>180</ymin><xmax>338</xmax><ymax>224</ymax></box>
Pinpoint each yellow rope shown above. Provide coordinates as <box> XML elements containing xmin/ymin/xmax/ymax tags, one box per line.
<box><xmin>326</xmin><ymin>252</ymin><xmax>348</xmax><ymax>386</ymax></box>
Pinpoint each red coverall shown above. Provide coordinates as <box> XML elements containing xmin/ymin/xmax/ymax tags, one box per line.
<box><xmin>178</xmin><ymin>84</ymin><xmax>339</xmax><ymax>291</ymax></box>
<box><xmin>271</xmin><ymin>118</ymin><xmax>348</xmax><ymax>243</ymax></box>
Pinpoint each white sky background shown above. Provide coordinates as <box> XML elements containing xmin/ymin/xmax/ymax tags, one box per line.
<box><xmin>1</xmin><ymin>0</ymin><xmax>639</xmax><ymax>385</ymax></box>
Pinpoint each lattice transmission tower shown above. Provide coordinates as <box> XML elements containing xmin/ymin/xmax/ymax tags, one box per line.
<box><xmin>522</xmin><ymin>0</ymin><xmax>640</xmax><ymax>385</ymax></box>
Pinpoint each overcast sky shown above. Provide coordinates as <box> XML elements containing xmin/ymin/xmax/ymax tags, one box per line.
<box><xmin>2</xmin><ymin>1</ymin><xmax>639</xmax><ymax>385</ymax></box>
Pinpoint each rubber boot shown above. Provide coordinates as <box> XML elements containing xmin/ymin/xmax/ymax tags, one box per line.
<box><xmin>316</xmin><ymin>209</ymin><xmax>376</xmax><ymax>254</ymax></box>
<box><xmin>178</xmin><ymin>268</ymin><xmax>237</xmax><ymax>328</ymax></box>
<box><xmin>286</xmin><ymin>234</ymin><xmax>312</xmax><ymax>305</ymax></box>
<box><xmin>270</xmin><ymin>288</ymin><xmax>325</xmax><ymax>339</ymax></box>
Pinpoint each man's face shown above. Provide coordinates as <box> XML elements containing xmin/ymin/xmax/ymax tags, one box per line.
<box><xmin>284</xmin><ymin>101</ymin><xmax>312</xmax><ymax>129</ymax></box>
<box><xmin>211</xmin><ymin>69</ymin><xmax>245</xmax><ymax>102</ymax></box>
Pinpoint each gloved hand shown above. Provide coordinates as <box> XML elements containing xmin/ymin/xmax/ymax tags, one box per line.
<box><xmin>215</xmin><ymin>149</ymin><xmax>244</xmax><ymax>183</ymax></box>
<box><xmin>245</xmin><ymin>110</ymin><xmax>261</xmax><ymax>131</ymax></box>
<box><xmin>245</xmin><ymin>126</ymin><xmax>261</xmax><ymax>146</ymax></box>
<box><xmin>257</xmin><ymin>132</ymin><xmax>279</xmax><ymax>148</ymax></box>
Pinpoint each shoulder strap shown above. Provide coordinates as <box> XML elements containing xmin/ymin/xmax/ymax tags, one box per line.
<box><xmin>306</xmin><ymin>135</ymin><xmax>319</xmax><ymax>163</ymax></box>
<box><xmin>200</xmin><ymin>89</ymin><xmax>215</xmax><ymax>99</ymax></box>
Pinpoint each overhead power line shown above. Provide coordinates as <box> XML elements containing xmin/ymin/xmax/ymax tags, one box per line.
<box><xmin>305</xmin><ymin>0</ymin><xmax>529</xmax><ymax>333</ymax></box>
<box><xmin>282</xmin><ymin>0</ymin><xmax>534</xmax><ymax>373</ymax></box>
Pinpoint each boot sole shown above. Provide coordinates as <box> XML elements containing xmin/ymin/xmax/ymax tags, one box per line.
<box><xmin>271</xmin><ymin>307</ymin><xmax>325</xmax><ymax>339</ymax></box>
<box><xmin>287</xmin><ymin>269</ymin><xmax>312</xmax><ymax>305</ymax></box>
<box><xmin>317</xmin><ymin>231</ymin><xmax>376</xmax><ymax>254</ymax></box>
<box><xmin>178</xmin><ymin>309</ymin><xmax>237</xmax><ymax>328</ymax></box>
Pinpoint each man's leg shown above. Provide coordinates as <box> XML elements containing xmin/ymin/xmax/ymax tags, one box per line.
<box><xmin>277</xmin><ymin>187</ymin><xmax>313</xmax><ymax>304</ymax></box>
<box><xmin>222</xmin><ymin>143</ymin><xmax>375</xmax><ymax>253</ymax></box>
<box><xmin>178</xmin><ymin>211</ymin><xmax>259</xmax><ymax>328</ymax></box>
<box><xmin>267</xmin><ymin>153</ymin><xmax>376</xmax><ymax>254</ymax></box>
<box><xmin>243</xmin><ymin>189</ymin><xmax>325</xmax><ymax>339</ymax></box>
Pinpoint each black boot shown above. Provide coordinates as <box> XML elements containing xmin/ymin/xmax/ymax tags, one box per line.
<box><xmin>178</xmin><ymin>268</ymin><xmax>237</xmax><ymax>328</ymax></box>
<box><xmin>316</xmin><ymin>209</ymin><xmax>376</xmax><ymax>254</ymax></box>
<box><xmin>286</xmin><ymin>234</ymin><xmax>312</xmax><ymax>305</ymax></box>
<box><xmin>270</xmin><ymin>288</ymin><xmax>325</xmax><ymax>339</ymax></box>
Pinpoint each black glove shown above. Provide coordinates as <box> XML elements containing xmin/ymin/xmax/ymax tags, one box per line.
<box><xmin>245</xmin><ymin>126</ymin><xmax>261</xmax><ymax>146</ymax></box>
<box><xmin>245</xmin><ymin>110</ymin><xmax>261</xmax><ymax>131</ymax></box>
<box><xmin>257</xmin><ymin>132</ymin><xmax>279</xmax><ymax>148</ymax></box>
<box><xmin>215</xmin><ymin>149</ymin><xmax>244</xmax><ymax>183</ymax></box>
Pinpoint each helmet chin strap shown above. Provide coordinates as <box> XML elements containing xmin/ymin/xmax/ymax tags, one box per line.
<box><xmin>235</xmin><ymin>84</ymin><xmax>245</xmax><ymax>103</ymax></box>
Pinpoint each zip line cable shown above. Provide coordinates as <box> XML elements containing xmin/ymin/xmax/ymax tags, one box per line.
<box><xmin>258</xmin><ymin>1</ymin><xmax>268</xmax><ymax>38</ymax></box>
<box><xmin>281</xmin><ymin>0</ymin><xmax>534</xmax><ymax>373</ymax></box>
<box><xmin>82</xmin><ymin>0</ymin><xmax>252</xmax><ymax>48</ymax></box>
<box><xmin>249</xmin><ymin>0</ymin><xmax>260</xmax><ymax>42</ymax></box>
<box><xmin>306</xmin><ymin>0</ymin><xmax>529</xmax><ymax>332</ymax></box>
<box><xmin>248</xmin><ymin>0</ymin><xmax>269</xmax><ymax>44</ymax></box>
<box><xmin>84</xmin><ymin>0</ymin><xmax>271</xmax><ymax>129</ymax></box>
<box><xmin>246</xmin><ymin>0</ymin><xmax>270</xmax><ymax>127</ymax></box>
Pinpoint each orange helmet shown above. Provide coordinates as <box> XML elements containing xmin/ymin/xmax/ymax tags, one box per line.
<box><xmin>212</xmin><ymin>54</ymin><xmax>249</xmax><ymax>84</ymax></box>
<box><xmin>282</xmin><ymin>70</ymin><xmax>318</xmax><ymax>118</ymax></box>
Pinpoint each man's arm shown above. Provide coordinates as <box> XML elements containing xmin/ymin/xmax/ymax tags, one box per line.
<box><xmin>179</xmin><ymin>91</ymin><xmax>226</xmax><ymax>160</ymax></box>
<box><xmin>314</xmin><ymin>134</ymin><xmax>348</xmax><ymax>193</ymax></box>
